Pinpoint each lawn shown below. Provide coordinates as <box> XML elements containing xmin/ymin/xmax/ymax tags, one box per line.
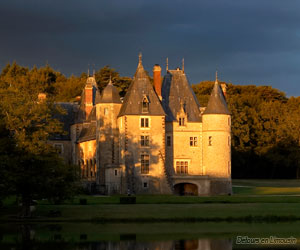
<box><xmin>2</xmin><ymin>179</ymin><xmax>300</xmax><ymax>223</ymax></box>
<box><xmin>233</xmin><ymin>179</ymin><xmax>300</xmax><ymax>195</ymax></box>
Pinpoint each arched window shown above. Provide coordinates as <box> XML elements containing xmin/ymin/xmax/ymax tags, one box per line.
<box><xmin>93</xmin><ymin>158</ymin><xmax>96</xmax><ymax>176</ymax></box>
<box><xmin>86</xmin><ymin>160</ymin><xmax>89</xmax><ymax>177</ymax></box>
<box><xmin>90</xmin><ymin>159</ymin><xmax>93</xmax><ymax>177</ymax></box>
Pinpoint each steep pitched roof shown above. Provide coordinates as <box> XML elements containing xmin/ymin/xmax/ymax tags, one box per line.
<box><xmin>50</xmin><ymin>102</ymin><xmax>76</xmax><ymax>140</ymax></box>
<box><xmin>203</xmin><ymin>82</ymin><xmax>230</xmax><ymax>115</ymax></box>
<box><xmin>87</xmin><ymin>106</ymin><xmax>96</xmax><ymax>122</ymax></box>
<box><xmin>161</xmin><ymin>69</ymin><xmax>201</xmax><ymax>122</ymax></box>
<box><xmin>99</xmin><ymin>79</ymin><xmax>121</xmax><ymax>104</ymax></box>
<box><xmin>118</xmin><ymin>55</ymin><xmax>165</xmax><ymax>117</ymax></box>
<box><xmin>77</xmin><ymin>121</ymin><xmax>96</xmax><ymax>143</ymax></box>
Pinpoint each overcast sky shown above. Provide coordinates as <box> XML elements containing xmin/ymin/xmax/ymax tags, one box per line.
<box><xmin>1</xmin><ymin>0</ymin><xmax>300</xmax><ymax>96</ymax></box>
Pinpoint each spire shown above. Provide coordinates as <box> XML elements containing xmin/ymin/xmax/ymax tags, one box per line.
<box><xmin>108</xmin><ymin>74</ymin><xmax>112</xmax><ymax>85</ymax></box>
<box><xmin>139</xmin><ymin>52</ymin><xmax>142</xmax><ymax>65</ymax></box>
<box><xmin>180</xmin><ymin>99</ymin><xmax>185</xmax><ymax>113</ymax></box>
<box><xmin>166</xmin><ymin>57</ymin><xmax>169</xmax><ymax>71</ymax></box>
<box><xmin>182</xmin><ymin>58</ymin><xmax>184</xmax><ymax>73</ymax></box>
<box><xmin>88</xmin><ymin>68</ymin><xmax>90</xmax><ymax>77</ymax></box>
<box><xmin>134</xmin><ymin>52</ymin><xmax>147</xmax><ymax>79</ymax></box>
<box><xmin>93</xmin><ymin>69</ymin><xmax>95</xmax><ymax>77</ymax></box>
<box><xmin>215</xmin><ymin>70</ymin><xmax>218</xmax><ymax>84</ymax></box>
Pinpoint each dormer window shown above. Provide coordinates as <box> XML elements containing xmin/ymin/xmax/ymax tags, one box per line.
<box><xmin>179</xmin><ymin>117</ymin><xmax>185</xmax><ymax>126</ymax></box>
<box><xmin>142</xmin><ymin>96</ymin><xmax>149</xmax><ymax>113</ymax></box>
<box><xmin>177</xmin><ymin>100</ymin><xmax>187</xmax><ymax>126</ymax></box>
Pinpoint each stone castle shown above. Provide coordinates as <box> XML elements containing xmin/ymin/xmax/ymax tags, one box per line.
<box><xmin>49</xmin><ymin>54</ymin><xmax>232</xmax><ymax>196</ymax></box>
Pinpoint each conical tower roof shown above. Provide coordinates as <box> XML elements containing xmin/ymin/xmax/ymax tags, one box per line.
<box><xmin>203</xmin><ymin>74</ymin><xmax>230</xmax><ymax>115</ymax></box>
<box><xmin>118</xmin><ymin>54</ymin><xmax>165</xmax><ymax>117</ymax></box>
<box><xmin>98</xmin><ymin>78</ymin><xmax>121</xmax><ymax>104</ymax></box>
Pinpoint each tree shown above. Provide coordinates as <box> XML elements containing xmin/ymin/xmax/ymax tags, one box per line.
<box><xmin>193</xmin><ymin>80</ymin><xmax>300</xmax><ymax>179</ymax></box>
<box><xmin>0</xmin><ymin>70</ymin><xmax>79</xmax><ymax>216</ymax></box>
<box><xmin>95</xmin><ymin>66</ymin><xmax>131</xmax><ymax>97</ymax></box>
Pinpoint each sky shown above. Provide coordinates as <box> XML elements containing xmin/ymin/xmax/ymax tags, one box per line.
<box><xmin>1</xmin><ymin>0</ymin><xmax>300</xmax><ymax>96</ymax></box>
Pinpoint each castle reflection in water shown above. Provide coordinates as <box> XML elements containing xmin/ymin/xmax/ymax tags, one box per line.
<box><xmin>71</xmin><ymin>238</ymin><xmax>232</xmax><ymax>250</ymax></box>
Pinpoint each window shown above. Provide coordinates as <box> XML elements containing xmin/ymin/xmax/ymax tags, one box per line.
<box><xmin>104</xmin><ymin>108</ymin><xmax>108</xmax><ymax>115</ymax></box>
<box><xmin>190</xmin><ymin>137</ymin><xmax>198</xmax><ymax>146</ymax></box>
<box><xmin>143</xmin><ymin>182</ymin><xmax>148</xmax><ymax>188</ymax></box>
<box><xmin>179</xmin><ymin>117</ymin><xmax>185</xmax><ymax>126</ymax></box>
<box><xmin>141</xmin><ymin>118</ymin><xmax>149</xmax><ymax>128</ymax></box>
<box><xmin>176</xmin><ymin>161</ymin><xmax>188</xmax><ymax>174</ymax></box>
<box><xmin>167</xmin><ymin>136</ymin><xmax>171</xmax><ymax>147</ymax></box>
<box><xmin>93</xmin><ymin>159</ymin><xmax>96</xmax><ymax>176</ymax></box>
<box><xmin>85</xmin><ymin>160</ymin><xmax>89</xmax><ymax>177</ymax></box>
<box><xmin>141</xmin><ymin>154</ymin><xmax>150</xmax><ymax>174</ymax></box>
<box><xmin>114</xmin><ymin>169</ymin><xmax>118</xmax><ymax>176</ymax></box>
<box><xmin>90</xmin><ymin>159</ymin><xmax>93</xmax><ymax>177</ymax></box>
<box><xmin>208</xmin><ymin>136</ymin><xmax>212</xmax><ymax>146</ymax></box>
<box><xmin>141</xmin><ymin>135</ymin><xmax>150</xmax><ymax>147</ymax></box>
<box><xmin>54</xmin><ymin>144</ymin><xmax>63</xmax><ymax>154</ymax></box>
<box><xmin>142</xmin><ymin>96</ymin><xmax>149</xmax><ymax>113</ymax></box>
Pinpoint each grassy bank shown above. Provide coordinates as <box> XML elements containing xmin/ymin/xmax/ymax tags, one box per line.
<box><xmin>1</xmin><ymin>179</ymin><xmax>300</xmax><ymax>223</ymax></box>
<box><xmin>2</xmin><ymin>202</ymin><xmax>300</xmax><ymax>223</ymax></box>
<box><xmin>233</xmin><ymin>179</ymin><xmax>300</xmax><ymax>195</ymax></box>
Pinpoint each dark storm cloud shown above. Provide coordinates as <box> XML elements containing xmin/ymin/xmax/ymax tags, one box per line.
<box><xmin>1</xmin><ymin>0</ymin><xmax>300</xmax><ymax>95</ymax></box>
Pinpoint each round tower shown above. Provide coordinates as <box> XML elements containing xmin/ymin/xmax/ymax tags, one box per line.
<box><xmin>202</xmin><ymin>74</ymin><xmax>232</xmax><ymax>195</ymax></box>
<box><xmin>96</xmin><ymin>78</ymin><xmax>122</xmax><ymax>194</ymax></box>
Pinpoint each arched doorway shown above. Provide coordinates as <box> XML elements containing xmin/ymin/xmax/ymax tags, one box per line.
<box><xmin>174</xmin><ymin>183</ymin><xmax>198</xmax><ymax>196</ymax></box>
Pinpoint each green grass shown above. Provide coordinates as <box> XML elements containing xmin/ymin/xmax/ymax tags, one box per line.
<box><xmin>2</xmin><ymin>202</ymin><xmax>300</xmax><ymax>223</ymax></box>
<box><xmin>2</xmin><ymin>179</ymin><xmax>300</xmax><ymax>222</ymax></box>
<box><xmin>233</xmin><ymin>179</ymin><xmax>300</xmax><ymax>187</ymax></box>
<box><xmin>233</xmin><ymin>179</ymin><xmax>300</xmax><ymax>195</ymax></box>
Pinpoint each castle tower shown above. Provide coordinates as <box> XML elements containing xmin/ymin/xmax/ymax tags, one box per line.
<box><xmin>202</xmin><ymin>73</ymin><xmax>232</xmax><ymax>194</ymax></box>
<box><xmin>118</xmin><ymin>54</ymin><xmax>170</xmax><ymax>194</ymax></box>
<box><xmin>96</xmin><ymin>78</ymin><xmax>122</xmax><ymax>194</ymax></box>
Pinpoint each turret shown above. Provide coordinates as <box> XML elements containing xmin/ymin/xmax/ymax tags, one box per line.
<box><xmin>96</xmin><ymin>78</ymin><xmax>122</xmax><ymax>190</ymax></box>
<box><xmin>202</xmin><ymin>72</ymin><xmax>231</xmax><ymax>194</ymax></box>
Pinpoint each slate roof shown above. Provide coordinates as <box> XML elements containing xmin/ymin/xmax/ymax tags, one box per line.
<box><xmin>77</xmin><ymin>121</ymin><xmax>96</xmax><ymax>143</ymax></box>
<box><xmin>99</xmin><ymin>79</ymin><xmax>122</xmax><ymax>104</ymax></box>
<box><xmin>118</xmin><ymin>57</ymin><xmax>165</xmax><ymax>117</ymax></box>
<box><xmin>50</xmin><ymin>102</ymin><xmax>76</xmax><ymax>140</ymax></box>
<box><xmin>203</xmin><ymin>82</ymin><xmax>230</xmax><ymax>115</ymax></box>
<box><xmin>87</xmin><ymin>106</ymin><xmax>96</xmax><ymax>122</ymax></box>
<box><xmin>161</xmin><ymin>69</ymin><xmax>201</xmax><ymax>122</ymax></box>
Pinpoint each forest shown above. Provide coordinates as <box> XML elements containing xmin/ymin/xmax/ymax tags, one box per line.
<box><xmin>1</xmin><ymin>62</ymin><xmax>300</xmax><ymax>180</ymax></box>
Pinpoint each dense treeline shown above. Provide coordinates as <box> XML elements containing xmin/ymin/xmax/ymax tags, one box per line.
<box><xmin>0</xmin><ymin>62</ymin><xmax>132</xmax><ymax>102</ymax></box>
<box><xmin>193</xmin><ymin>82</ymin><xmax>300</xmax><ymax>179</ymax></box>
<box><xmin>1</xmin><ymin>62</ymin><xmax>300</xmax><ymax>182</ymax></box>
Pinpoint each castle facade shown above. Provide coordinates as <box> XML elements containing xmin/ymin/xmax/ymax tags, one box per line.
<box><xmin>50</xmin><ymin>55</ymin><xmax>232</xmax><ymax>196</ymax></box>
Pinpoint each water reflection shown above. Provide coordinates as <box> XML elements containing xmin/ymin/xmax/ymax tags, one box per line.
<box><xmin>1</xmin><ymin>223</ymin><xmax>300</xmax><ymax>250</ymax></box>
<box><xmin>75</xmin><ymin>238</ymin><xmax>232</xmax><ymax>250</ymax></box>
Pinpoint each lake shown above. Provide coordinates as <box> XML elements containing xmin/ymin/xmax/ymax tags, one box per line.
<box><xmin>1</xmin><ymin>222</ymin><xmax>300</xmax><ymax>249</ymax></box>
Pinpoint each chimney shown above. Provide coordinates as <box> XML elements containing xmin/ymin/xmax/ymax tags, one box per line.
<box><xmin>38</xmin><ymin>93</ymin><xmax>46</xmax><ymax>101</ymax></box>
<box><xmin>153</xmin><ymin>64</ymin><xmax>162</xmax><ymax>99</ymax></box>
<box><xmin>221</xmin><ymin>83</ymin><xmax>227</xmax><ymax>97</ymax></box>
<box><xmin>84</xmin><ymin>84</ymin><xmax>93</xmax><ymax>119</ymax></box>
